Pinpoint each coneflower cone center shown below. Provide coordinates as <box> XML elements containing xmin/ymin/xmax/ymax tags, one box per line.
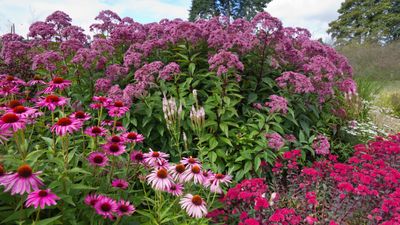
<box><xmin>17</xmin><ymin>165</ymin><xmax>32</xmax><ymax>178</ymax></box>
<box><xmin>157</xmin><ymin>169</ymin><xmax>168</xmax><ymax>179</ymax></box>
<box><xmin>2</xmin><ymin>113</ymin><xmax>19</xmax><ymax>123</ymax></box>
<box><xmin>192</xmin><ymin>165</ymin><xmax>200</xmax><ymax>174</ymax></box>
<box><xmin>192</xmin><ymin>195</ymin><xmax>203</xmax><ymax>206</ymax></box>
<box><xmin>38</xmin><ymin>190</ymin><xmax>48</xmax><ymax>197</ymax></box>
<box><xmin>13</xmin><ymin>106</ymin><xmax>27</xmax><ymax>113</ymax></box>
<box><xmin>175</xmin><ymin>164</ymin><xmax>185</xmax><ymax>173</ymax></box>
<box><xmin>57</xmin><ymin>118</ymin><xmax>72</xmax><ymax>126</ymax></box>
<box><xmin>46</xmin><ymin>95</ymin><xmax>60</xmax><ymax>103</ymax></box>
<box><xmin>109</xmin><ymin>144</ymin><xmax>120</xmax><ymax>152</ymax></box>
<box><xmin>101</xmin><ymin>203</ymin><xmax>111</xmax><ymax>212</ymax></box>
<box><xmin>93</xmin><ymin>156</ymin><xmax>104</xmax><ymax>164</ymax></box>
<box><xmin>52</xmin><ymin>77</ymin><xmax>64</xmax><ymax>84</ymax></box>
<box><xmin>8</xmin><ymin>100</ymin><xmax>22</xmax><ymax>108</ymax></box>
<box><xmin>75</xmin><ymin>111</ymin><xmax>85</xmax><ymax>118</ymax></box>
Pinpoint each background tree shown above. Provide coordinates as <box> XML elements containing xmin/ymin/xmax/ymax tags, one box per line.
<box><xmin>328</xmin><ymin>0</ymin><xmax>400</xmax><ymax>45</ymax></box>
<box><xmin>189</xmin><ymin>0</ymin><xmax>272</xmax><ymax>21</ymax></box>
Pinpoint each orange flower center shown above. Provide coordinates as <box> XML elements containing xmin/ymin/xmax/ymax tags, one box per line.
<box><xmin>215</xmin><ymin>173</ymin><xmax>225</xmax><ymax>179</ymax></box>
<box><xmin>175</xmin><ymin>164</ymin><xmax>185</xmax><ymax>173</ymax></box>
<box><xmin>57</xmin><ymin>118</ymin><xmax>72</xmax><ymax>126</ymax></box>
<box><xmin>2</xmin><ymin>113</ymin><xmax>19</xmax><ymax>123</ymax></box>
<box><xmin>6</xmin><ymin>75</ymin><xmax>14</xmax><ymax>81</ymax></box>
<box><xmin>46</xmin><ymin>95</ymin><xmax>60</xmax><ymax>103</ymax></box>
<box><xmin>152</xmin><ymin>152</ymin><xmax>160</xmax><ymax>157</ymax></box>
<box><xmin>17</xmin><ymin>164</ymin><xmax>32</xmax><ymax>178</ymax></box>
<box><xmin>156</xmin><ymin>168</ymin><xmax>168</xmax><ymax>179</ymax></box>
<box><xmin>114</xmin><ymin>101</ymin><xmax>124</xmax><ymax>107</ymax></box>
<box><xmin>191</xmin><ymin>165</ymin><xmax>200</xmax><ymax>174</ymax></box>
<box><xmin>191</xmin><ymin>195</ymin><xmax>203</xmax><ymax>206</ymax></box>
<box><xmin>127</xmin><ymin>132</ymin><xmax>137</xmax><ymax>139</ymax></box>
<box><xmin>188</xmin><ymin>157</ymin><xmax>196</xmax><ymax>164</ymax></box>
<box><xmin>52</xmin><ymin>77</ymin><xmax>64</xmax><ymax>84</ymax></box>
<box><xmin>33</xmin><ymin>75</ymin><xmax>42</xmax><ymax>80</ymax></box>
<box><xmin>0</xmin><ymin>164</ymin><xmax>4</xmax><ymax>176</ymax></box>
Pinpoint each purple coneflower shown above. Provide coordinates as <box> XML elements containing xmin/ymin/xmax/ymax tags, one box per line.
<box><xmin>103</xmin><ymin>143</ymin><xmax>126</xmax><ymax>156</ymax></box>
<box><xmin>146</xmin><ymin>168</ymin><xmax>173</xmax><ymax>191</ymax></box>
<box><xmin>51</xmin><ymin>117</ymin><xmax>81</xmax><ymax>136</ymax></box>
<box><xmin>85</xmin><ymin>126</ymin><xmax>107</xmax><ymax>137</ymax></box>
<box><xmin>169</xmin><ymin>164</ymin><xmax>186</xmax><ymax>182</ymax></box>
<box><xmin>182</xmin><ymin>165</ymin><xmax>204</xmax><ymax>184</ymax></box>
<box><xmin>69</xmin><ymin>111</ymin><xmax>91</xmax><ymax>121</ymax></box>
<box><xmin>201</xmin><ymin>170</ymin><xmax>213</xmax><ymax>187</ymax></box>
<box><xmin>84</xmin><ymin>193</ymin><xmax>103</xmax><ymax>207</ymax></box>
<box><xmin>112</xmin><ymin>179</ymin><xmax>129</xmax><ymax>190</ymax></box>
<box><xmin>180</xmin><ymin>194</ymin><xmax>207</xmax><ymax>218</ymax></box>
<box><xmin>181</xmin><ymin>156</ymin><xmax>201</xmax><ymax>169</ymax></box>
<box><xmin>87</xmin><ymin>152</ymin><xmax>109</xmax><ymax>167</ymax></box>
<box><xmin>27</xmin><ymin>75</ymin><xmax>46</xmax><ymax>86</ymax></box>
<box><xmin>130</xmin><ymin>151</ymin><xmax>145</xmax><ymax>164</ymax></box>
<box><xmin>25</xmin><ymin>189</ymin><xmax>60</xmax><ymax>209</ymax></box>
<box><xmin>9</xmin><ymin>105</ymin><xmax>37</xmax><ymax>117</ymax></box>
<box><xmin>143</xmin><ymin>149</ymin><xmax>169</xmax><ymax>167</ymax></box>
<box><xmin>116</xmin><ymin>200</ymin><xmax>135</xmax><ymax>217</ymax></box>
<box><xmin>0</xmin><ymin>113</ymin><xmax>26</xmax><ymax>132</ymax></box>
<box><xmin>167</xmin><ymin>183</ymin><xmax>184</xmax><ymax>196</ymax></box>
<box><xmin>36</xmin><ymin>95</ymin><xmax>68</xmax><ymax>111</ymax></box>
<box><xmin>94</xmin><ymin>196</ymin><xmax>117</xmax><ymax>219</ymax></box>
<box><xmin>106</xmin><ymin>101</ymin><xmax>129</xmax><ymax>118</ymax></box>
<box><xmin>209</xmin><ymin>173</ymin><xmax>232</xmax><ymax>194</ymax></box>
<box><xmin>0</xmin><ymin>164</ymin><xmax>43</xmax><ymax>195</ymax></box>
<box><xmin>107</xmin><ymin>135</ymin><xmax>125</xmax><ymax>144</ymax></box>
<box><xmin>44</xmin><ymin>77</ymin><xmax>71</xmax><ymax>93</ymax></box>
<box><xmin>122</xmin><ymin>132</ymin><xmax>144</xmax><ymax>143</ymax></box>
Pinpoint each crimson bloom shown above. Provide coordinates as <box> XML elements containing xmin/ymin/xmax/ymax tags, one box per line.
<box><xmin>44</xmin><ymin>77</ymin><xmax>72</xmax><ymax>93</ymax></box>
<box><xmin>25</xmin><ymin>189</ymin><xmax>60</xmax><ymax>209</ymax></box>
<box><xmin>36</xmin><ymin>94</ymin><xmax>68</xmax><ymax>111</ymax></box>
<box><xmin>0</xmin><ymin>164</ymin><xmax>43</xmax><ymax>195</ymax></box>
<box><xmin>0</xmin><ymin>113</ymin><xmax>27</xmax><ymax>132</ymax></box>
<box><xmin>106</xmin><ymin>101</ymin><xmax>129</xmax><ymax>117</ymax></box>
<box><xmin>51</xmin><ymin>117</ymin><xmax>81</xmax><ymax>136</ymax></box>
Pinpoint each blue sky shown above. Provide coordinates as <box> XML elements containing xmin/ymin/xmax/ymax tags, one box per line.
<box><xmin>0</xmin><ymin>0</ymin><xmax>344</xmax><ymax>40</ymax></box>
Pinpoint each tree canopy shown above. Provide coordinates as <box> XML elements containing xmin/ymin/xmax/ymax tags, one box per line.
<box><xmin>328</xmin><ymin>0</ymin><xmax>400</xmax><ymax>45</ymax></box>
<box><xmin>189</xmin><ymin>0</ymin><xmax>272</xmax><ymax>21</ymax></box>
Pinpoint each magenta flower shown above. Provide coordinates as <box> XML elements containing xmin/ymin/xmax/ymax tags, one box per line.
<box><xmin>143</xmin><ymin>149</ymin><xmax>169</xmax><ymax>167</ymax></box>
<box><xmin>116</xmin><ymin>200</ymin><xmax>135</xmax><ymax>217</ymax></box>
<box><xmin>106</xmin><ymin>101</ymin><xmax>129</xmax><ymax>117</ymax></box>
<box><xmin>27</xmin><ymin>75</ymin><xmax>46</xmax><ymax>86</ymax></box>
<box><xmin>84</xmin><ymin>193</ymin><xmax>103</xmax><ymax>207</ymax></box>
<box><xmin>111</xmin><ymin>179</ymin><xmax>129</xmax><ymax>190</ymax></box>
<box><xmin>167</xmin><ymin>183</ymin><xmax>184</xmax><ymax>196</ymax></box>
<box><xmin>94</xmin><ymin>196</ymin><xmax>117</xmax><ymax>219</ymax></box>
<box><xmin>130</xmin><ymin>151</ymin><xmax>144</xmax><ymax>164</ymax></box>
<box><xmin>25</xmin><ymin>189</ymin><xmax>60</xmax><ymax>209</ymax></box>
<box><xmin>180</xmin><ymin>194</ymin><xmax>207</xmax><ymax>218</ymax></box>
<box><xmin>44</xmin><ymin>77</ymin><xmax>72</xmax><ymax>93</ymax></box>
<box><xmin>90</xmin><ymin>96</ymin><xmax>112</xmax><ymax>109</ymax></box>
<box><xmin>69</xmin><ymin>111</ymin><xmax>91</xmax><ymax>121</ymax></box>
<box><xmin>36</xmin><ymin>95</ymin><xmax>68</xmax><ymax>111</ymax></box>
<box><xmin>182</xmin><ymin>165</ymin><xmax>204</xmax><ymax>184</ymax></box>
<box><xmin>209</xmin><ymin>173</ymin><xmax>232</xmax><ymax>194</ymax></box>
<box><xmin>84</xmin><ymin>126</ymin><xmax>107</xmax><ymax>137</ymax></box>
<box><xmin>107</xmin><ymin>135</ymin><xmax>125</xmax><ymax>144</ymax></box>
<box><xmin>51</xmin><ymin>117</ymin><xmax>81</xmax><ymax>136</ymax></box>
<box><xmin>122</xmin><ymin>132</ymin><xmax>144</xmax><ymax>143</ymax></box>
<box><xmin>181</xmin><ymin>156</ymin><xmax>201</xmax><ymax>169</ymax></box>
<box><xmin>0</xmin><ymin>113</ymin><xmax>27</xmax><ymax>132</ymax></box>
<box><xmin>312</xmin><ymin>134</ymin><xmax>330</xmax><ymax>155</ymax></box>
<box><xmin>0</xmin><ymin>164</ymin><xmax>43</xmax><ymax>195</ymax></box>
<box><xmin>102</xmin><ymin>143</ymin><xmax>126</xmax><ymax>156</ymax></box>
<box><xmin>87</xmin><ymin>152</ymin><xmax>109</xmax><ymax>167</ymax></box>
<box><xmin>169</xmin><ymin>164</ymin><xmax>186</xmax><ymax>182</ymax></box>
<box><xmin>147</xmin><ymin>168</ymin><xmax>174</xmax><ymax>191</ymax></box>
<box><xmin>8</xmin><ymin>106</ymin><xmax>38</xmax><ymax>118</ymax></box>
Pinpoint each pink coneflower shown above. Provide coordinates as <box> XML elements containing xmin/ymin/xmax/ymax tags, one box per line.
<box><xmin>103</xmin><ymin>143</ymin><xmax>126</xmax><ymax>156</ymax></box>
<box><xmin>2</xmin><ymin>75</ymin><xmax>26</xmax><ymax>86</ymax></box>
<box><xmin>122</xmin><ymin>132</ymin><xmax>144</xmax><ymax>143</ymax></box>
<box><xmin>87</xmin><ymin>152</ymin><xmax>109</xmax><ymax>167</ymax></box>
<box><xmin>114</xmin><ymin>121</ymin><xmax>126</xmax><ymax>132</ymax></box>
<box><xmin>85</xmin><ymin>126</ymin><xmax>107</xmax><ymax>137</ymax></box>
<box><xmin>106</xmin><ymin>101</ymin><xmax>129</xmax><ymax>117</ymax></box>
<box><xmin>92</xmin><ymin>96</ymin><xmax>112</xmax><ymax>106</ymax></box>
<box><xmin>116</xmin><ymin>200</ymin><xmax>135</xmax><ymax>217</ymax></box>
<box><xmin>36</xmin><ymin>95</ymin><xmax>68</xmax><ymax>111</ymax></box>
<box><xmin>154</xmin><ymin>158</ymin><xmax>170</xmax><ymax>170</ymax></box>
<box><xmin>201</xmin><ymin>170</ymin><xmax>213</xmax><ymax>187</ymax></box>
<box><xmin>0</xmin><ymin>128</ymin><xmax>13</xmax><ymax>144</ymax></box>
<box><xmin>180</xmin><ymin>194</ymin><xmax>207</xmax><ymax>218</ymax></box>
<box><xmin>0</xmin><ymin>164</ymin><xmax>4</xmax><ymax>176</ymax></box>
<box><xmin>44</xmin><ymin>77</ymin><xmax>72</xmax><ymax>93</ymax></box>
<box><xmin>107</xmin><ymin>135</ymin><xmax>125</xmax><ymax>144</ymax></box>
<box><xmin>0</xmin><ymin>164</ymin><xmax>43</xmax><ymax>195</ymax></box>
<box><xmin>147</xmin><ymin>168</ymin><xmax>174</xmax><ymax>191</ymax></box>
<box><xmin>181</xmin><ymin>156</ymin><xmax>201</xmax><ymax>169</ymax></box>
<box><xmin>69</xmin><ymin>111</ymin><xmax>91</xmax><ymax>121</ymax></box>
<box><xmin>130</xmin><ymin>151</ymin><xmax>145</xmax><ymax>164</ymax></box>
<box><xmin>7</xmin><ymin>100</ymin><xmax>23</xmax><ymax>109</ymax></box>
<box><xmin>167</xmin><ymin>183</ymin><xmax>184</xmax><ymax>196</ymax></box>
<box><xmin>112</xmin><ymin>179</ymin><xmax>129</xmax><ymax>189</ymax></box>
<box><xmin>182</xmin><ymin>165</ymin><xmax>204</xmax><ymax>184</ymax></box>
<box><xmin>209</xmin><ymin>173</ymin><xmax>232</xmax><ymax>194</ymax></box>
<box><xmin>25</xmin><ymin>189</ymin><xmax>60</xmax><ymax>209</ymax></box>
<box><xmin>9</xmin><ymin>105</ymin><xmax>37</xmax><ymax>117</ymax></box>
<box><xmin>0</xmin><ymin>113</ymin><xmax>27</xmax><ymax>132</ymax></box>
<box><xmin>143</xmin><ymin>149</ymin><xmax>169</xmax><ymax>167</ymax></box>
<box><xmin>94</xmin><ymin>196</ymin><xmax>117</xmax><ymax>219</ymax></box>
<box><xmin>84</xmin><ymin>193</ymin><xmax>103</xmax><ymax>207</ymax></box>
<box><xmin>169</xmin><ymin>164</ymin><xmax>186</xmax><ymax>181</ymax></box>
<box><xmin>0</xmin><ymin>85</ymin><xmax>19</xmax><ymax>97</ymax></box>
<box><xmin>101</xmin><ymin>120</ymin><xmax>114</xmax><ymax>126</ymax></box>
<box><xmin>27</xmin><ymin>75</ymin><xmax>46</xmax><ymax>86</ymax></box>
<box><xmin>51</xmin><ymin>117</ymin><xmax>81</xmax><ymax>136</ymax></box>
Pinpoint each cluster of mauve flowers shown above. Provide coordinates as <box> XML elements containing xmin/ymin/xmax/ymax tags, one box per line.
<box><xmin>209</xmin><ymin>134</ymin><xmax>400</xmax><ymax>224</ymax></box>
<box><xmin>1</xmin><ymin>10</ymin><xmax>355</xmax><ymax>107</ymax></box>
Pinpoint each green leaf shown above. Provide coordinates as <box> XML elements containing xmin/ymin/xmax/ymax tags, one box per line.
<box><xmin>68</xmin><ymin>167</ymin><xmax>91</xmax><ymax>175</ymax></box>
<box><xmin>188</xmin><ymin>63</ymin><xmax>196</xmax><ymax>75</ymax></box>
<box><xmin>71</xmin><ymin>183</ymin><xmax>97</xmax><ymax>190</ymax></box>
<box><xmin>209</xmin><ymin>151</ymin><xmax>217</xmax><ymax>163</ymax></box>
<box><xmin>219</xmin><ymin>123</ymin><xmax>229</xmax><ymax>137</ymax></box>
<box><xmin>254</xmin><ymin>156</ymin><xmax>261</xmax><ymax>171</ymax></box>
<box><xmin>209</xmin><ymin>137</ymin><xmax>218</xmax><ymax>150</ymax></box>
<box><xmin>36</xmin><ymin>215</ymin><xmax>62</xmax><ymax>225</ymax></box>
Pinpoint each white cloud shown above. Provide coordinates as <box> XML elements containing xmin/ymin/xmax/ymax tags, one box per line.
<box><xmin>266</xmin><ymin>0</ymin><xmax>344</xmax><ymax>40</ymax></box>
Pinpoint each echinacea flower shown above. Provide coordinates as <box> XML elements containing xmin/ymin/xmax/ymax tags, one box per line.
<box><xmin>103</xmin><ymin>143</ymin><xmax>126</xmax><ymax>156</ymax></box>
<box><xmin>87</xmin><ymin>152</ymin><xmax>109</xmax><ymax>167</ymax></box>
<box><xmin>112</xmin><ymin>179</ymin><xmax>129</xmax><ymax>189</ymax></box>
<box><xmin>209</xmin><ymin>173</ymin><xmax>232</xmax><ymax>194</ymax></box>
<box><xmin>44</xmin><ymin>77</ymin><xmax>72</xmax><ymax>93</ymax></box>
<box><xmin>0</xmin><ymin>128</ymin><xmax>13</xmax><ymax>144</ymax></box>
<box><xmin>84</xmin><ymin>193</ymin><xmax>103</xmax><ymax>207</ymax></box>
<box><xmin>143</xmin><ymin>149</ymin><xmax>169</xmax><ymax>167</ymax></box>
<box><xmin>147</xmin><ymin>168</ymin><xmax>173</xmax><ymax>191</ymax></box>
<box><xmin>116</xmin><ymin>200</ymin><xmax>135</xmax><ymax>217</ymax></box>
<box><xmin>106</xmin><ymin>101</ymin><xmax>129</xmax><ymax>117</ymax></box>
<box><xmin>169</xmin><ymin>164</ymin><xmax>186</xmax><ymax>181</ymax></box>
<box><xmin>94</xmin><ymin>196</ymin><xmax>117</xmax><ymax>219</ymax></box>
<box><xmin>69</xmin><ymin>111</ymin><xmax>91</xmax><ymax>121</ymax></box>
<box><xmin>0</xmin><ymin>164</ymin><xmax>43</xmax><ymax>195</ymax></box>
<box><xmin>51</xmin><ymin>117</ymin><xmax>81</xmax><ymax>136</ymax></box>
<box><xmin>181</xmin><ymin>156</ymin><xmax>201</xmax><ymax>169</ymax></box>
<box><xmin>9</xmin><ymin>105</ymin><xmax>37</xmax><ymax>117</ymax></box>
<box><xmin>182</xmin><ymin>165</ymin><xmax>204</xmax><ymax>184</ymax></box>
<box><xmin>167</xmin><ymin>183</ymin><xmax>184</xmax><ymax>196</ymax></box>
<box><xmin>180</xmin><ymin>194</ymin><xmax>207</xmax><ymax>218</ymax></box>
<box><xmin>25</xmin><ymin>189</ymin><xmax>60</xmax><ymax>209</ymax></box>
<box><xmin>107</xmin><ymin>135</ymin><xmax>125</xmax><ymax>144</ymax></box>
<box><xmin>0</xmin><ymin>113</ymin><xmax>27</xmax><ymax>132</ymax></box>
<box><xmin>114</xmin><ymin>121</ymin><xmax>126</xmax><ymax>132</ymax></box>
<box><xmin>36</xmin><ymin>95</ymin><xmax>68</xmax><ymax>111</ymax></box>
<box><xmin>0</xmin><ymin>164</ymin><xmax>5</xmax><ymax>176</ymax></box>
<box><xmin>27</xmin><ymin>75</ymin><xmax>46</xmax><ymax>86</ymax></box>
<box><xmin>84</xmin><ymin>126</ymin><xmax>107</xmax><ymax>137</ymax></box>
<box><xmin>7</xmin><ymin>100</ymin><xmax>23</xmax><ymax>109</ymax></box>
<box><xmin>130</xmin><ymin>151</ymin><xmax>144</xmax><ymax>164</ymax></box>
<box><xmin>122</xmin><ymin>132</ymin><xmax>144</xmax><ymax>143</ymax></box>
<box><xmin>201</xmin><ymin>170</ymin><xmax>213</xmax><ymax>187</ymax></box>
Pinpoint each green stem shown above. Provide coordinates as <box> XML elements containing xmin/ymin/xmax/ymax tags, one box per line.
<box><xmin>33</xmin><ymin>208</ymin><xmax>40</xmax><ymax>225</ymax></box>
